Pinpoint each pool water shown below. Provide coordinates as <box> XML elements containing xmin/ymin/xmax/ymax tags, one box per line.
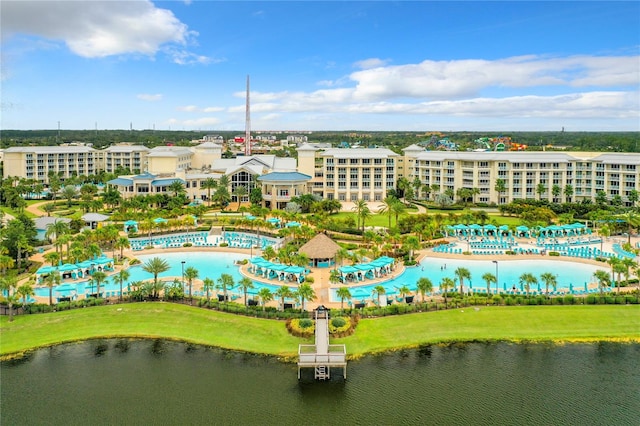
<box><xmin>37</xmin><ymin>252</ymin><xmax>605</xmax><ymax>302</ymax></box>
<box><xmin>331</xmin><ymin>257</ymin><xmax>604</xmax><ymax>301</ymax></box>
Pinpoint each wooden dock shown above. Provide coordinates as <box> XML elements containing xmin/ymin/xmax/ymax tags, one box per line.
<box><xmin>297</xmin><ymin>306</ymin><xmax>347</xmax><ymax>380</ymax></box>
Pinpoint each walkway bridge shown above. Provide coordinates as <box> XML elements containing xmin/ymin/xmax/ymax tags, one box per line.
<box><xmin>297</xmin><ymin>306</ymin><xmax>347</xmax><ymax>380</ymax></box>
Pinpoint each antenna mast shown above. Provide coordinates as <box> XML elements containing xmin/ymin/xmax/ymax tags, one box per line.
<box><xmin>245</xmin><ymin>75</ymin><xmax>251</xmax><ymax>156</ymax></box>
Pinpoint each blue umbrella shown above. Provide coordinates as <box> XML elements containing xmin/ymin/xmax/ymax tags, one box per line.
<box><xmin>569</xmin><ymin>283</ymin><xmax>574</xmax><ymax>293</ymax></box>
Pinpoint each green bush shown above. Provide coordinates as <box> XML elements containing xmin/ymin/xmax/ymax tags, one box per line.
<box><xmin>563</xmin><ymin>295</ymin><xmax>575</xmax><ymax>305</ymax></box>
<box><xmin>299</xmin><ymin>318</ymin><xmax>313</xmax><ymax>328</ymax></box>
<box><xmin>331</xmin><ymin>317</ymin><xmax>346</xmax><ymax>328</ymax></box>
<box><xmin>548</xmin><ymin>251</ymin><xmax>561</xmax><ymax>257</ymax></box>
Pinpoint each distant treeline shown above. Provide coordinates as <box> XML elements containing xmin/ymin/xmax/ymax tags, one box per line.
<box><xmin>1</xmin><ymin>129</ymin><xmax>638</xmax><ymax>152</ymax></box>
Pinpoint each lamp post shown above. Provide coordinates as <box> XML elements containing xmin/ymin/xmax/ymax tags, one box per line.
<box><xmin>492</xmin><ymin>260</ymin><xmax>499</xmax><ymax>294</ymax></box>
<box><xmin>181</xmin><ymin>260</ymin><xmax>186</xmax><ymax>294</ymax></box>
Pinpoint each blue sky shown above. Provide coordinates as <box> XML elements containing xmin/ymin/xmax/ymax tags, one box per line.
<box><xmin>2</xmin><ymin>1</ymin><xmax>639</xmax><ymax>132</ymax></box>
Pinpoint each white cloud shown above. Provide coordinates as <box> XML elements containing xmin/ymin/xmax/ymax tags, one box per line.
<box><xmin>182</xmin><ymin>117</ymin><xmax>220</xmax><ymax>126</ymax></box>
<box><xmin>203</xmin><ymin>106</ymin><xmax>225</xmax><ymax>113</ymax></box>
<box><xmin>177</xmin><ymin>105</ymin><xmax>200</xmax><ymax>112</ymax></box>
<box><xmin>353</xmin><ymin>58</ymin><xmax>390</xmax><ymax>70</ymax></box>
<box><xmin>1</xmin><ymin>0</ymin><xmax>197</xmax><ymax>59</ymax></box>
<box><xmin>137</xmin><ymin>94</ymin><xmax>163</xmax><ymax>102</ymax></box>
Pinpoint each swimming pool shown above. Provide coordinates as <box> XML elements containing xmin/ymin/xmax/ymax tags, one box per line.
<box><xmin>330</xmin><ymin>258</ymin><xmax>605</xmax><ymax>301</ymax></box>
<box><xmin>35</xmin><ymin>251</ymin><xmax>282</xmax><ymax>299</ymax></box>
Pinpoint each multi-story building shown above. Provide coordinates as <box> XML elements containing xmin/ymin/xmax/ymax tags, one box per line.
<box><xmin>103</xmin><ymin>144</ymin><xmax>149</xmax><ymax>174</ymax></box>
<box><xmin>3</xmin><ymin>146</ymin><xmax>102</xmax><ymax>183</ymax></box>
<box><xmin>402</xmin><ymin>146</ymin><xmax>640</xmax><ymax>205</ymax></box>
<box><xmin>297</xmin><ymin>144</ymin><xmax>399</xmax><ymax>202</ymax></box>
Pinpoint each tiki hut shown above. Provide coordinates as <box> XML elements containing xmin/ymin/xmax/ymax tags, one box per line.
<box><xmin>298</xmin><ymin>233</ymin><xmax>341</xmax><ymax>268</ymax></box>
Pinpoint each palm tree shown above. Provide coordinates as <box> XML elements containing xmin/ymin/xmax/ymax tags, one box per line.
<box><xmin>397</xmin><ymin>285</ymin><xmax>411</xmax><ymax>303</ymax></box>
<box><xmin>482</xmin><ymin>272</ymin><xmax>497</xmax><ymax>296</ymax></box>
<box><xmin>141</xmin><ymin>257</ymin><xmax>170</xmax><ymax>299</ymax></box>
<box><xmin>61</xmin><ymin>185</ymin><xmax>78</xmax><ymax>207</ymax></box>
<box><xmin>454</xmin><ymin>267</ymin><xmax>471</xmax><ymax>295</ymax></box>
<box><xmin>89</xmin><ymin>271</ymin><xmax>107</xmax><ymax>298</ymax></box>
<box><xmin>390</xmin><ymin>201</ymin><xmax>407</xmax><ymax>228</ymax></box>
<box><xmin>620</xmin><ymin>258</ymin><xmax>638</xmax><ymax>292</ymax></box>
<box><xmin>593</xmin><ymin>270</ymin><xmax>611</xmax><ymax>295</ymax></box>
<box><xmin>372</xmin><ymin>285</ymin><xmax>386</xmax><ymax>306</ymax></box>
<box><xmin>114</xmin><ymin>236</ymin><xmax>130</xmax><ymax>259</ymax></box>
<box><xmin>296</xmin><ymin>283</ymin><xmax>316</xmax><ymax>311</ymax></box>
<box><xmin>352</xmin><ymin>199</ymin><xmax>367</xmax><ymax>230</ymax></box>
<box><xmin>416</xmin><ymin>277</ymin><xmax>433</xmax><ymax>303</ymax></box>
<box><xmin>439</xmin><ymin>277</ymin><xmax>455</xmax><ymax>306</ymax></box>
<box><xmin>0</xmin><ymin>254</ymin><xmax>15</xmax><ymax>275</ymax></box>
<box><xmin>0</xmin><ymin>275</ymin><xmax>19</xmax><ymax>322</ymax></box>
<box><xmin>216</xmin><ymin>273</ymin><xmax>235</xmax><ymax>306</ymax></box>
<box><xmin>184</xmin><ymin>266</ymin><xmax>199</xmax><ymax>305</ymax></box>
<box><xmin>403</xmin><ymin>236</ymin><xmax>420</xmax><ymax>263</ymax></box>
<box><xmin>540</xmin><ymin>272</ymin><xmax>557</xmax><ymax>296</ymax></box>
<box><xmin>378</xmin><ymin>195</ymin><xmax>397</xmax><ymax>229</ymax></box>
<box><xmin>607</xmin><ymin>257</ymin><xmax>621</xmax><ymax>291</ymax></box>
<box><xmin>258</xmin><ymin>287</ymin><xmax>273</xmax><ymax>311</ymax></box>
<box><xmin>233</xmin><ymin>185</ymin><xmax>248</xmax><ymax>211</ymax></box>
<box><xmin>336</xmin><ymin>286</ymin><xmax>352</xmax><ymax>312</ymax></box>
<box><xmin>202</xmin><ymin>178</ymin><xmax>217</xmax><ymax>206</ymax></box>
<box><xmin>519</xmin><ymin>272</ymin><xmax>538</xmax><ymax>297</ymax></box>
<box><xmin>44</xmin><ymin>270</ymin><xmax>62</xmax><ymax>306</ymax></box>
<box><xmin>112</xmin><ymin>268</ymin><xmax>130</xmax><ymax>301</ymax></box>
<box><xmin>17</xmin><ymin>280</ymin><xmax>35</xmax><ymax>308</ymax></box>
<box><xmin>202</xmin><ymin>277</ymin><xmax>215</xmax><ymax>305</ymax></box>
<box><xmin>239</xmin><ymin>277</ymin><xmax>255</xmax><ymax>307</ymax></box>
<box><xmin>329</xmin><ymin>269</ymin><xmax>342</xmax><ymax>286</ymax></box>
<box><xmin>274</xmin><ymin>285</ymin><xmax>294</xmax><ymax>311</ymax></box>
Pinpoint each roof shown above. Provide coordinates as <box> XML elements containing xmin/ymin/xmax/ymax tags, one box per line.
<box><xmin>104</xmin><ymin>145</ymin><xmax>149</xmax><ymax>153</ymax></box>
<box><xmin>320</xmin><ymin>148</ymin><xmax>399</xmax><ymax>159</ymax></box>
<box><xmin>298</xmin><ymin>233</ymin><xmax>341</xmax><ymax>259</ymax></box>
<box><xmin>147</xmin><ymin>146</ymin><xmax>194</xmax><ymax>157</ymax></box>
<box><xmin>82</xmin><ymin>213</ymin><xmax>110</xmax><ymax>222</ymax></box>
<box><xmin>296</xmin><ymin>143</ymin><xmax>318</xmax><ymax>152</ymax></box>
<box><xmin>591</xmin><ymin>153</ymin><xmax>640</xmax><ymax>165</ymax></box>
<box><xmin>107</xmin><ymin>178</ymin><xmax>133</xmax><ymax>186</ymax></box>
<box><xmin>402</xmin><ymin>144</ymin><xmax>424</xmax><ymax>152</ymax></box>
<box><xmin>412</xmin><ymin>151</ymin><xmax>578</xmax><ymax>163</ymax></box>
<box><xmin>195</xmin><ymin>141</ymin><xmax>223</xmax><ymax>150</ymax></box>
<box><xmin>4</xmin><ymin>146</ymin><xmax>96</xmax><ymax>154</ymax></box>
<box><xmin>34</xmin><ymin>217</ymin><xmax>71</xmax><ymax>230</ymax></box>
<box><xmin>258</xmin><ymin>172</ymin><xmax>312</xmax><ymax>182</ymax></box>
<box><xmin>151</xmin><ymin>178</ymin><xmax>185</xmax><ymax>187</ymax></box>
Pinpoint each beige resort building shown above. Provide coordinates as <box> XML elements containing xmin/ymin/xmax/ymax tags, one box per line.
<box><xmin>2</xmin><ymin>140</ymin><xmax>639</xmax><ymax>207</ymax></box>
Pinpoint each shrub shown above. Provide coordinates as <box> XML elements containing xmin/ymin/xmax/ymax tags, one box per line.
<box><xmin>182</xmin><ymin>243</ymin><xmax>193</xmax><ymax>247</ymax></box>
<box><xmin>219</xmin><ymin>242</ymin><xmax>229</xmax><ymax>247</ymax></box>
<box><xmin>563</xmin><ymin>294</ymin><xmax>575</xmax><ymax>305</ymax></box>
<box><xmin>299</xmin><ymin>318</ymin><xmax>313</xmax><ymax>328</ymax></box>
<box><xmin>286</xmin><ymin>318</ymin><xmax>315</xmax><ymax>338</ymax></box>
<box><xmin>329</xmin><ymin>316</ymin><xmax>353</xmax><ymax>336</ymax></box>
<box><xmin>505</xmin><ymin>250</ymin><xmax>517</xmax><ymax>255</ymax></box>
<box><xmin>548</xmin><ymin>251</ymin><xmax>561</xmax><ymax>257</ymax></box>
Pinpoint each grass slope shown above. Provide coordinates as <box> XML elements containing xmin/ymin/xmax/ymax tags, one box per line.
<box><xmin>1</xmin><ymin>304</ymin><xmax>638</xmax><ymax>359</ymax></box>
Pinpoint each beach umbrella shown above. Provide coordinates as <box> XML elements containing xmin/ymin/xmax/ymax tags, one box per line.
<box><xmin>569</xmin><ymin>283</ymin><xmax>574</xmax><ymax>293</ymax></box>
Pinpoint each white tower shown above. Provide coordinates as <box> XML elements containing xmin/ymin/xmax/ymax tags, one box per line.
<box><xmin>245</xmin><ymin>75</ymin><xmax>251</xmax><ymax>156</ymax></box>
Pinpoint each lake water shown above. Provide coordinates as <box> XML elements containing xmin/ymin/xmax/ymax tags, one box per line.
<box><xmin>2</xmin><ymin>340</ymin><xmax>638</xmax><ymax>425</ymax></box>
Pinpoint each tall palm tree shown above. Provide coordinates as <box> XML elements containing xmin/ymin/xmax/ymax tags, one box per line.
<box><xmin>112</xmin><ymin>268</ymin><xmax>130</xmax><ymax>301</ymax></box>
<box><xmin>89</xmin><ymin>271</ymin><xmax>107</xmax><ymax>298</ymax></box>
<box><xmin>114</xmin><ymin>236</ymin><xmax>130</xmax><ymax>259</ymax></box>
<box><xmin>274</xmin><ymin>285</ymin><xmax>294</xmax><ymax>311</ymax></box>
<box><xmin>258</xmin><ymin>287</ymin><xmax>273</xmax><ymax>311</ymax></box>
<box><xmin>202</xmin><ymin>277</ymin><xmax>215</xmax><ymax>305</ymax></box>
<box><xmin>233</xmin><ymin>185</ymin><xmax>248</xmax><ymax>211</ymax></box>
<box><xmin>296</xmin><ymin>283</ymin><xmax>316</xmax><ymax>311</ymax></box>
<box><xmin>440</xmin><ymin>277</ymin><xmax>455</xmax><ymax>306</ymax></box>
<box><xmin>416</xmin><ymin>277</ymin><xmax>433</xmax><ymax>303</ymax></box>
<box><xmin>216</xmin><ymin>273</ymin><xmax>235</xmax><ymax>306</ymax></box>
<box><xmin>378</xmin><ymin>195</ymin><xmax>397</xmax><ymax>229</ymax></box>
<box><xmin>141</xmin><ymin>257</ymin><xmax>170</xmax><ymax>299</ymax></box>
<box><xmin>607</xmin><ymin>257</ymin><xmax>621</xmax><ymax>290</ymax></box>
<box><xmin>519</xmin><ymin>272</ymin><xmax>538</xmax><ymax>297</ymax></box>
<box><xmin>454</xmin><ymin>267</ymin><xmax>471</xmax><ymax>295</ymax></box>
<box><xmin>620</xmin><ymin>258</ymin><xmax>638</xmax><ymax>292</ymax></box>
<box><xmin>336</xmin><ymin>286</ymin><xmax>352</xmax><ymax>312</ymax></box>
<box><xmin>539</xmin><ymin>272</ymin><xmax>557</xmax><ymax>296</ymax></box>
<box><xmin>0</xmin><ymin>275</ymin><xmax>19</xmax><ymax>322</ymax></box>
<box><xmin>17</xmin><ymin>280</ymin><xmax>35</xmax><ymax>307</ymax></box>
<box><xmin>372</xmin><ymin>285</ymin><xmax>386</xmax><ymax>306</ymax></box>
<box><xmin>239</xmin><ymin>277</ymin><xmax>255</xmax><ymax>307</ymax></box>
<box><xmin>352</xmin><ymin>199</ymin><xmax>367</xmax><ymax>230</ymax></box>
<box><xmin>403</xmin><ymin>236</ymin><xmax>420</xmax><ymax>263</ymax></box>
<box><xmin>482</xmin><ymin>272</ymin><xmax>497</xmax><ymax>296</ymax></box>
<box><xmin>397</xmin><ymin>285</ymin><xmax>411</xmax><ymax>303</ymax></box>
<box><xmin>593</xmin><ymin>270</ymin><xmax>611</xmax><ymax>295</ymax></box>
<box><xmin>44</xmin><ymin>270</ymin><xmax>62</xmax><ymax>306</ymax></box>
<box><xmin>329</xmin><ymin>269</ymin><xmax>342</xmax><ymax>286</ymax></box>
<box><xmin>184</xmin><ymin>266</ymin><xmax>199</xmax><ymax>305</ymax></box>
<box><xmin>201</xmin><ymin>178</ymin><xmax>217</xmax><ymax>207</ymax></box>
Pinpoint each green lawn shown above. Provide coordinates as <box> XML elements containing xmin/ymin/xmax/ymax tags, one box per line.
<box><xmin>1</xmin><ymin>303</ymin><xmax>638</xmax><ymax>359</ymax></box>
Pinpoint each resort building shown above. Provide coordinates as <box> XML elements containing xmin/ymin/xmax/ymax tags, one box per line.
<box><xmin>258</xmin><ymin>171</ymin><xmax>312</xmax><ymax>210</ymax></box>
<box><xmin>402</xmin><ymin>146</ymin><xmax>640</xmax><ymax>205</ymax></box>
<box><xmin>103</xmin><ymin>144</ymin><xmax>149</xmax><ymax>174</ymax></box>
<box><xmin>297</xmin><ymin>144</ymin><xmax>399</xmax><ymax>202</ymax></box>
<box><xmin>3</xmin><ymin>145</ymin><xmax>102</xmax><ymax>184</ymax></box>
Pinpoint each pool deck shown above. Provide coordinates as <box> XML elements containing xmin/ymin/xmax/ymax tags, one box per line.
<box><xmin>26</xmin><ymin>234</ymin><xmax>639</xmax><ymax>308</ymax></box>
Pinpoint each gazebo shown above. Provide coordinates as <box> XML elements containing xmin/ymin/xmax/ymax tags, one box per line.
<box><xmin>298</xmin><ymin>233</ymin><xmax>341</xmax><ymax>268</ymax></box>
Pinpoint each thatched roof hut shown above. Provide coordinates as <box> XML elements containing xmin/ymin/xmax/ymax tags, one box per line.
<box><xmin>299</xmin><ymin>233</ymin><xmax>341</xmax><ymax>267</ymax></box>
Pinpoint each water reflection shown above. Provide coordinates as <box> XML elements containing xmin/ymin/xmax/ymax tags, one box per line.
<box><xmin>2</xmin><ymin>341</ymin><xmax>638</xmax><ymax>426</ymax></box>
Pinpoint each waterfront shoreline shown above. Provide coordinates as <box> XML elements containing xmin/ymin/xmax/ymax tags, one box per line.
<box><xmin>2</xmin><ymin>303</ymin><xmax>639</xmax><ymax>361</ymax></box>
